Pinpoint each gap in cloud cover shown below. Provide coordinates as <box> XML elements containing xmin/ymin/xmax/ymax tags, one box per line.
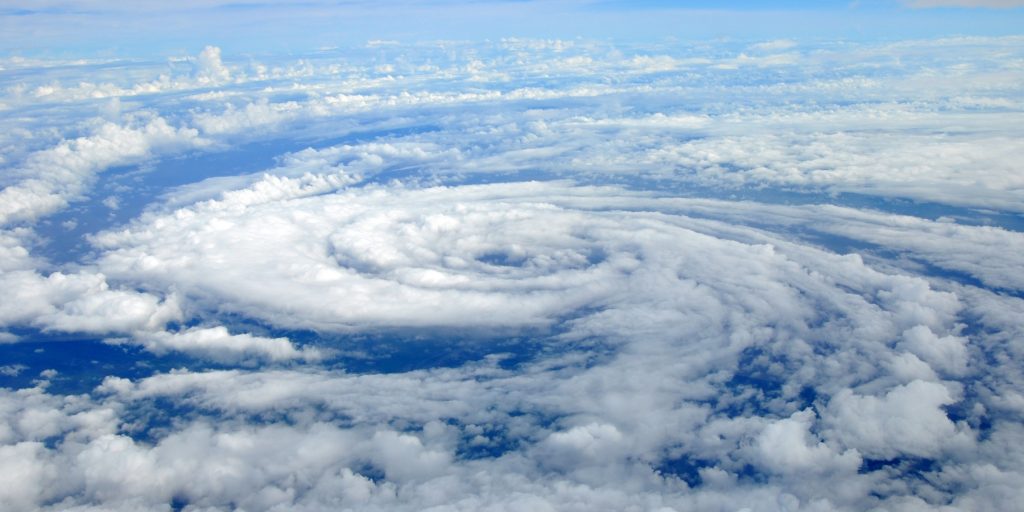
<box><xmin>0</xmin><ymin>335</ymin><xmax>201</xmax><ymax>395</ymax></box>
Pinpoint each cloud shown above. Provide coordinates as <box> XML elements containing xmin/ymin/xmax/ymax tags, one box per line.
<box><xmin>0</xmin><ymin>442</ymin><xmax>59</xmax><ymax>510</ymax></box>
<box><xmin>94</xmin><ymin>180</ymin><xmax>642</xmax><ymax>330</ymax></box>
<box><xmin>0</xmin><ymin>47</ymin><xmax>244</xmax><ymax>109</ymax></box>
<box><xmin>70</xmin><ymin>173</ymin><xmax>999</xmax><ymax>508</ymax></box>
<box><xmin>132</xmin><ymin>326</ymin><xmax>324</xmax><ymax>364</ymax></box>
<box><xmin>637</xmin><ymin>198</ymin><xmax>1024</xmax><ymax>293</ymax></box>
<box><xmin>0</xmin><ymin>364</ymin><xmax>27</xmax><ymax>376</ymax></box>
<box><xmin>823</xmin><ymin>380</ymin><xmax>971</xmax><ymax>459</ymax></box>
<box><xmin>749</xmin><ymin>39</ymin><xmax>798</xmax><ymax>51</ymax></box>
<box><xmin>2</xmin><ymin>35</ymin><xmax>1024</xmax><ymax>512</ymax></box>
<box><xmin>0</xmin><ymin>115</ymin><xmax>205</xmax><ymax>227</ymax></box>
<box><xmin>755</xmin><ymin>409</ymin><xmax>860</xmax><ymax>474</ymax></box>
<box><xmin>0</xmin><ymin>270</ymin><xmax>181</xmax><ymax>334</ymax></box>
<box><xmin>194</xmin><ymin>45</ymin><xmax>231</xmax><ymax>84</ymax></box>
<box><xmin>897</xmin><ymin>325</ymin><xmax>969</xmax><ymax>376</ymax></box>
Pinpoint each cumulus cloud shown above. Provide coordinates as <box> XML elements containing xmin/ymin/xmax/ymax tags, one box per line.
<box><xmin>897</xmin><ymin>325</ymin><xmax>970</xmax><ymax>376</ymax></box>
<box><xmin>823</xmin><ymin>380</ymin><xmax>971</xmax><ymax>459</ymax></box>
<box><xmin>0</xmin><ymin>47</ymin><xmax>247</xmax><ymax>110</ymax></box>
<box><xmin>0</xmin><ymin>270</ymin><xmax>181</xmax><ymax>334</ymax></box>
<box><xmin>0</xmin><ymin>115</ymin><xmax>205</xmax><ymax>227</ymax></box>
<box><xmin>64</xmin><ymin>174</ymin><xmax>1000</xmax><ymax>508</ymax></box>
<box><xmin>132</xmin><ymin>326</ymin><xmax>324</xmax><ymax>364</ymax></box>
<box><xmin>755</xmin><ymin>409</ymin><xmax>860</xmax><ymax>474</ymax></box>
<box><xmin>193</xmin><ymin>45</ymin><xmax>231</xmax><ymax>84</ymax></box>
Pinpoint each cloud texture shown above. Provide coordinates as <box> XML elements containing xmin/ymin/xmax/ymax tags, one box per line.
<box><xmin>1</xmin><ymin>37</ymin><xmax>1024</xmax><ymax>511</ymax></box>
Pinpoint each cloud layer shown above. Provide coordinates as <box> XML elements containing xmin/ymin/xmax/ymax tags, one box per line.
<box><xmin>2</xmin><ymin>37</ymin><xmax>1024</xmax><ymax>511</ymax></box>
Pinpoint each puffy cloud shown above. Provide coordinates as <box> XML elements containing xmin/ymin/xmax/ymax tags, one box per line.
<box><xmin>0</xmin><ymin>270</ymin><xmax>180</xmax><ymax>334</ymax></box>
<box><xmin>193</xmin><ymin>99</ymin><xmax>303</xmax><ymax>135</ymax></box>
<box><xmin>581</xmin><ymin>128</ymin><xmax>1024</xmax><ymax>212</ymax></box>
<box><xmin>823</xmin><ymin>380</ymin><xmax>970</xmax><ymax>460</ymax></box>
<box><xmin>194</xmin><ymin>45</ymin><xmax>231</xmax><ymax>84</ymax></box>
<box><xmin>635</xmin><ymin>198</ymin><xmax>1024</xmax><ymax>293</ymax></box>
<box><xmin>133</xmin><ymin>326</ymin><xmax>323</xmax><ymax>364</ymax></box>
<box><xmin>0</xmin><ymin>116</ymin><xmax>205</xmax><ymax>226</ymax></box>
<box><xmin>0</xmin><ymin>442</ymin><xmax>60</xmax><ymax>510</ymax></box>
<box><xmin>537</xmin><ymin>423</ymin><xmax>627</xmax><ymax>471</ymax></box>
<box><xmin>755</xmin><ymin>409</ymin><xmax>860</xmax><ymax>474</ymax></box>
<box><xmin>62</xmin><ymin>172</ymin><xmax>998</xmax><ymax>508</ymax></box>
<box><xmin>95</xmin><ymin>181</ymin><xmax>628</xmax><ymax>329</ymax></box>
<box><xmin>897</xmin><ymin>325</ymin><xmax>970</xmax><ymax>376</ymax></box>
<box><xmin>0</xmin><ymin>47</ymin><xmax>244</xmax><ymax>108</ymax></box>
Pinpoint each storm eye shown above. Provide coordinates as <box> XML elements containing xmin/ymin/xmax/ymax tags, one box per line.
<box><xmin>476</xmin><ymin>250</ymin><xmax>528</xmax><ymax>268</ymax></box>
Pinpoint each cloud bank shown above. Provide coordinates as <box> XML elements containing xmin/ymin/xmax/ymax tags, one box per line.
<box><xmin>1</xmin><ymin>37</ymin><xmax>1024</xmax><ymax>511</ymax></box>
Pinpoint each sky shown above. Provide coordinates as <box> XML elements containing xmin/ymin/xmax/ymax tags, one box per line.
<box><xmin>3</xmin><ymin>0</ymin><xmax>1024</xmax><ymax>56</ymax></box>
<box><xmin>2</xmin><ymin>1</ymin><xmax>1024</xmax><ymax>512</ymax></box>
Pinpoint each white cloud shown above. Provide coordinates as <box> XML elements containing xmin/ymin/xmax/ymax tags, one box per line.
<box><xmin>823</xmin><ymin>380</ymin><xmax>970</xmax><ymax>459</ymax></box>
<box><xmin>0</xmin><ymin>270</ymin><xmax>181</xmax><ymax>334</ymax></box>
<box><xmin>897</xmin><ymin>325</ymin><xmax>969</xmax><ymax>376</ymax></box>
<box><xmin>0</xmin><ymin>116</ymin><xmax>205</xmax><ymax>227</ymax></box>
<box><xmin>0</xmin><ymin>442</ymin><xmax>59</xmax><ymax>510</ymax></box>
<box><xmin>101</xmin><ymin>196</ymin><xmax>119</xmax><ymax>210</ymax></box>
<box><xmin>133</xmin><ymin>326</ymin><xmax>324</xmax><ymax>364</ymax></box>
<box><xmin>193</xmin><ymin>99</ymin><xmax>303</xmax><ymax>135</ymax></box>
<box><xmin>633</xmin><ymin>198</ymin><xmax>1024</xmax><ymax>293</ymax></box>
<box><xmin>2</xmin><ymin>36</ymin><xmax>1023</xmax><ymax>512</ymax></box>
<box><xmin>537</xmin><ymin>422</ymin><xmax>627</xmax><ymax>471</ymax></box>
<box><xmin>0</xmin><ymin>46</ymin><xmax>254</xmax><ymax>110</ymax></box>
<box><xmin>0</xmin><ymin>364</ymin><xmax>27</xmax><ymax>376</ymax></box>
<box><xmin>194</xmin><ymin>45</ymin><xmax>231</xmax><ymax>84</ymax></box>
<box><xmin>755</xmin><ymin>409</ymin><xmax>860</xmax><ymax>474</ymax></box>
<box><xmin>66</xmin><ymin>173</ymin><xmax>1002</xmax><ymax>508</ymax></box>
<box><xmin>749</xmin><ymin>39</ymin><xmax>798</xmax><ymax>52</ymax></box>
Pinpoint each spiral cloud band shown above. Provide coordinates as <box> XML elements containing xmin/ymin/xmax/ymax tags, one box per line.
<box><xmin>2</xmin><ymin>29</ymin><xmax>1024</xmax><ymax>511</ymax></box>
